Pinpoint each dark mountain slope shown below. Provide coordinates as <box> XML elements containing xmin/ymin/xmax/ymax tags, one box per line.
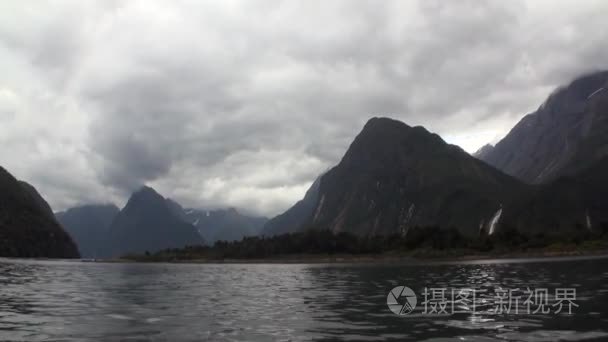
<box><xmin>19</xmin><ymin>181</ymin><xmax>56</xmax><ymax>219</ymax></box>
<box><xmin>480</xmin><ymin>70</ymin><xmax>608</xmax><ymax>183</ymax></box>
<box><xmin>0</xmin><ymin>166</ymin><xmax>80</xmax><ymax>258</ymax></box>
<box><xmin>106</xmin><ymin>186</ymin><xmax>203</xmax><ymax>256</ymax></box>
<box><xmin>502</xmin><ymin>156</ymin><xmax>608</xmax><ymax>234</ymax></box>
<box><xmin>306</xmin><ymin>117</ymin><xmax>526</xmax><ymax>237</ymax></box>
<box><xmin>56</xmin><ymin>204</ymin><xmax>119</xmax><ymax>258</ymax></box>
<box><xmin>261</xmin><ymin>176</ymin><xmax>321</xmax><ymax>236</ymax></box>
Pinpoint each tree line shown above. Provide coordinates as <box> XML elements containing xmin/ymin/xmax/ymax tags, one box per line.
<box><xmin>124</xmin><ymin>222</ymin><xmax>608</xmax><ymax>261</ymax></box>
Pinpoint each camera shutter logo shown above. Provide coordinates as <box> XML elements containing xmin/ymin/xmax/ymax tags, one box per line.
<box><xmin>387</xmin><ymin>286</ymin><xmax>417</xmax><ymax>315</ymax></box>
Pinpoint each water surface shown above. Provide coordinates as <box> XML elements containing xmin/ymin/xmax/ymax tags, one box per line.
<box><xmin>1</xmin><ymin>256</ymin><xmax>608</xmax><ymax>341</ymax></box>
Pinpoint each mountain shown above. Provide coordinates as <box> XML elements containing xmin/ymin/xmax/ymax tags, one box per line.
<box><xmin>303</xmin><ymin>117</ymin><xmax>526</xmax><ymax>237</ymax></box>
<box><xmin>0</xmin><ymin>166</ymin><xmax>80</xmax><ymax>258</ymax></box>
<box><xmin>473</xmin><ymin>144</ymin><xmax>494</xmax><ymax>159</ymax></box>
<box><xmin>186</xmin><ymin>208</ymin><xmax>267</xmax><ymax>243</ymax></box>
<box><xmin>56</xmin><ymin>204</ymin><xmax>119</xmax><ymax>258</ymax></box>
<box><xmin>502</xmin><ymin>156</ymin><xmax>608</xmax><ymax>235</ymax></box>
<box><xmin>106</xmin><ymin>186</ymin><xmax>203</xmax><ymax>257</ymax></box>
<box><xmin>166</xmin><ymin>198</ymin><xmax>189</xmax><ymax>222</ymax></box>
<box><xmin>261</xmin><ymin>176</ymin><xmax>321</xmax><ymax>236</ymax></box>
<box><xmin>167</xmin><ymin>200</ymin><xmax>267</xmax><ymax>243</ymax></box>
<box><xmin>19</xmin><ymin>181</ymin><xmax>56</xmax><ymax>218</ymax></box>
<box><xmin>479</xmin><ymin>70</ymin><xmax>608</xmax><ymax>184</ymax></box>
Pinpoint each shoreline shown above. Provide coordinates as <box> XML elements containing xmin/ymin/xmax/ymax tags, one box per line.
<box><xmin>3</xmin><ymin>249</ymin><xmax>608</xmax><ymax>265</ymax></box>
<box><xmin>111</xmin><ymin>248</ymin><xmax>608</xmax><ymax>265</ymax></box>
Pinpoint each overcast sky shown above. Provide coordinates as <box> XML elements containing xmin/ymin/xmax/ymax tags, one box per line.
<box><xmin>1</xmin><ymin>0</ymin><xmax>607</xmax><ymax>216</ymax></box>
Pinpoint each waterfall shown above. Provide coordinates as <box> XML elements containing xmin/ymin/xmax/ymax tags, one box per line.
<box><xmin>586</xmin><ymin>211</ymin><xmax>592</xmax><ymax>231</ymax></box>
<box><xmin>312</xmin><ymin>195</ymin><xmax>325</xmax><ymax>222</ymax></box>
<box><xmin>488</xmin><ymin>207</ymin><xmax>503</xmax><ymax>235</ymax></box>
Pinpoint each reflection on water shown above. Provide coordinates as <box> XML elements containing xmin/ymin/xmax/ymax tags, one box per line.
<box><xmin>1</xmin><ymin>256</ymin><xmax>608</xmax><ymax>341</ymax></box>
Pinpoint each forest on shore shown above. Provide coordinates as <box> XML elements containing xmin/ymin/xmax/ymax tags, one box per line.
<box><xmin>123</xmin><ymin>223</ymin><xmax>608</xmax><ymax>262</ymax></box>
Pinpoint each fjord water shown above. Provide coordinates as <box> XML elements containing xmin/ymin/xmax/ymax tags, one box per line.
<box><xmin>1</xmin><ymin>257</ymin><xmax>608</xmax><ymax>341</ymax></box>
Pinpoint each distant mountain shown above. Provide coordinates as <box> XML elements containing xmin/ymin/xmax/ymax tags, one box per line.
<box><xmin>56</xmin><ymin>204</ymin><xmax>119</xmax><ymax>258</ymax></box>
<box><xmin>0</xmin><ymin>166</ymin><xmax>80</xmax><ymax>258</ymax></box>
<box><xmin>106</xmin><ymin>186</ymin><xmax>203</xmax><ymax>257</ymax></box>
<box><xmin>479</xmin><ymin>71</ymin><xmax>608</xmax><ymax>183</ymax></box>
<box><xmin>168</xmin><ymin>200</ymin><xmax>267</xmax><ymax>243</ymax></box>
<box><xmin>473</xmin><ymin>144</ymin><xmax>494</xmax><ymax>160</ymax></box>
<box><xmin>261</xmin><ymin>176</ymin><xmax>321</xmax><ymax>236</ymax></box>
<box><xmin>303</xmin><ymin>117</ymin><xmax>526</xmax><ymax>237</ymax></box>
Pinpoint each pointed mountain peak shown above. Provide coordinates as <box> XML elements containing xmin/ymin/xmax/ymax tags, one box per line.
<box><xmin>358</xmin><ymin>117</ymin><xmax>442</xmax><ymax>144</ymax></box>
<box><xmin>339</xmin><ymin>117</ymin><xmax>449</xmax><ymax>171</ymax></box>
<box><xmin>108</xmin><ymin>187</ymin><xmax>203</xmax><ymax>256</ymax></box>
<box><xmin>131</xmin><ymin>185</ymin><xmax>166</xmax><ymax>201</ymax></box>
<box><xmin>123</xmin><ymin>186</ymin><xmax>167</xmax><ymax>213</ymax></box>
<box><xmin>134</xmin><ymin>185</ymin><xmax>160</xmax><ymax>196</ymax></box>
<box><xmin>363</xmin><ymin>116</ymin><xmax>412</xmax><ymax>130</ymax></box>
<box><xmin>473</xmin><ymin>144</ymin><xmax>494</xmax><ymax>159</ymax></box>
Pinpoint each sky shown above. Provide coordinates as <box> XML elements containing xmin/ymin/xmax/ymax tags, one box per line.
<box><xmin>1</xmin><ymin>0</ymin><xmax>607</xmax><ymax>217</ymax></box>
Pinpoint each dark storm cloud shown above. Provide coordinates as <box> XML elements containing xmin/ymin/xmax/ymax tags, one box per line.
<box><xmin>0</xmin><ymin>0</ymin><xmax>607</xmax><ymax>215</ymax></box>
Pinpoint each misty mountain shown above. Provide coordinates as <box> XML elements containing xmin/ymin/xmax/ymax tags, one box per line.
<box><xmin>261</xmin><ymin>176</ymin><xmax>321</xmax><ymax>237</ymax></box>
<box><xmin>0</xmin><ymin>166</ymin><xmax>80</xmax><ymax>258</ymax></box>
<box><xmin>479</xmin><ymin>70</ymin><xmax>608</xmax><ymax>184</ymax></box>
<box><xmin>106</xmin><ymin>186</ymin><xmax>203</xmax><ymax>257</ymax></box>
<box><xmin>472</xmin><ymin>144</ymin><xmax>494</xmax><ymax>160</ymax></box>
<box><xmin>167</xmin><ymin>199</ymin><xmax>267</xmax><ymax>243</ymax></box>
<box><xmin>56</xmin><ymin>204</ymin><xmax>119</xmax><ymax>258</ymax></box>
<box><xmin>291</xmin><ymin>117</ymin><xmax>526</xmax><ymax>237</ymax></box>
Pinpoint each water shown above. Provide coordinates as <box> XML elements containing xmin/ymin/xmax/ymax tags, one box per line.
<box><xmin>1</xmin><ymin>256</ymin><xmax>608</xmax><ymax>341</ymax></box>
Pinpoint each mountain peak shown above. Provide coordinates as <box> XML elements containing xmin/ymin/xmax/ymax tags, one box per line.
<box><xmin>131</xmin><ymin>185</ymin><xmax>164</xmax><ymax>201</ymax></box>
<box><xmin>339</xmin><ymin>117</ymin><xmax>447</xmax><ymax>172</ymax></box>
<box><xmin>363</xmin><ymin>116</ymin><xmax>412</xmax><ymax>130</ymax></box>
<box><xmin>107</xmin><ymin>188</ymin><xmax>203</xmax><ymax>256</ymax></box>
<box><xmin>134</xmin><ymin>185</ymin><xmax>160</xmax><ymax>196</ymax></box>
<box><xmin>122</xmin><ymin>186</ymin><xmax>167</xmax><ymax>215</ymax></box>
<box><xmin>305</xmin><ymin>118</ymin><xmax>523</xmax><ymax>237</ymax></box>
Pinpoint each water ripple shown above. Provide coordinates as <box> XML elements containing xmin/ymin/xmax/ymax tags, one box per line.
<box><xmin>0</xmin><ymin>257</ymin><xmax>607</xmax><ymax>341</ymax></box>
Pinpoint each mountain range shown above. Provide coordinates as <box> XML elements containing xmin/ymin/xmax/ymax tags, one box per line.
<box><xmin>2</xmin><ymin>70</ymin><xmax>607</xmax><ymax>258</ymax></box>
<box><xmin>301</xmin><ymin>117</ymin><xmax>525</xmax><ymax>237</ymax></box>
<box><xmin>167</xmin><ymin>201</ymin><xmax>267</xmax><ymax>244</ymax></box>
<box><xmin>55</xmin><ymin>187</ymin><xmax>266</xmax><ymax>258</ymax></box>
<box><xmin>264</xmin><ymin>70</ymin><xmax>608</xmax><ymax>238</ymax></box>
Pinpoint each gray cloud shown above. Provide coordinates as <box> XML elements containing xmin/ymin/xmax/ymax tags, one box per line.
<box><xmin>0</xmin><ymin>0</ymin><xmax>607</xmax><ymax>216</ymax></box>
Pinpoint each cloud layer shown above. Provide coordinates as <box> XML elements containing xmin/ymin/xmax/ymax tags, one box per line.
<box><xmin>1</xmin><ymin>0</ymin><xmax>607</xmax><ymax>216</ymax></box>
